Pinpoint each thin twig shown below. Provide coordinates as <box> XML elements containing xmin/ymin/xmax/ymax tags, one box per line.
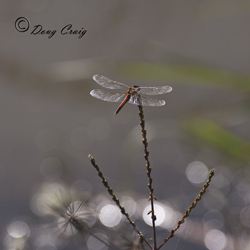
<box><xmin>88</xmin><ymin>154</ymin><xmax>152</xmax><ymax>249</ymax></box>
<box><xmin>138</xmin><ymin>105</ymin><xmax>157</xmax><ymax>250</ymax></box>
<box><xmin>158</xmin><ymin>169</ymin><xmax>215</xmax><ymax>250</ymax></box>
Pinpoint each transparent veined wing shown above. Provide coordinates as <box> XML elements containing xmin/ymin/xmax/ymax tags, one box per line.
<box><xmin>93</xmin><ymin>75</ymin><xmax>129</xmax><ymax>90</ymax></box>
<box><xmin>128</xmin><ymin>94</ymin><xmax>166</xmax><ymax>106</ymax></box>
<box><xmin>138</xmin><ymin>86</ymin><xmax>172</xmax><ymax>95</ymax></box>
<box><xmin>90</xmin><ymin>89</ymin><xmax>127</xmax><ymax>102</ymax></box>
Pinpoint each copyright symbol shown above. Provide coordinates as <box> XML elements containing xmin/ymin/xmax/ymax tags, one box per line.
<box><xmin>15</xmin><ymin>17</ymin><xmax>30</xmax><ymax>32</ymax></box>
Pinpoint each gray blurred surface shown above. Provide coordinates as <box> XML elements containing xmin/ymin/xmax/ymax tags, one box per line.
<box><xmin>1</xmin><ymin>1</ymin><xmax>250</xmax><ymax>250</ymax></box>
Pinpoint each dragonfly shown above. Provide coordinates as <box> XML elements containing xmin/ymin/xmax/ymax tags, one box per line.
<box><xmin>90</xmin><ymin>75</ymin><xmax>173</xmax><ymax>115</ymax></box>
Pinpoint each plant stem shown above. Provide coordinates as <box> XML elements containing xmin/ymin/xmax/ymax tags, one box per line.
<box><xmin>138</xmin><ymin>105</ymin><xmax>157</xmax><ymax>250</ymax></box>
<box><xmin>89</xmin><ymin>154</ymin><xmax>152</xmax><ymax>249</ymax></box>
<box><xmin>158</xmin><ymin>169</ymin><xmax>215</xmax><ymax>250</ymax></box>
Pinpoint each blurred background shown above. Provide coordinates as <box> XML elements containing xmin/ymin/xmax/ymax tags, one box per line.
<box><xmin>1</xmin><ymin>1</ymin><xmax>250</xmax><ymax>250</ymax></box>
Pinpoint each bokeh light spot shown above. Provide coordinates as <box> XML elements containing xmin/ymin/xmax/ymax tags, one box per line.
<box><xmin>204</xmin><ymin>229</ymin><xmax>226</xmax><ymax>250</ymax></box>
<box><xmin>186</xmin><ymin>161</ymin><xmax>209</xmax><ymax>184</ymax></box>
<box><xmin>7</xmin><ymin>221</ymin><xmax>30</xmax><ymax>238</ymax></box>
<box><xmin>143</xmin><ymin>203</ymin><xmax>165</xmax><ymax>226</ymax></box>
<box><xmin>99</xmin><ymin>204</ymin><xmax>121</xmax><ymax>227</ymax></box>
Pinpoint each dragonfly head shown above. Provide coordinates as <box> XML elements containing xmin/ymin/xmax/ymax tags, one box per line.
<box><xmin>133</xmin><ymin>85</ymin><xmax>140</xmax><ymax>93</ymax></box>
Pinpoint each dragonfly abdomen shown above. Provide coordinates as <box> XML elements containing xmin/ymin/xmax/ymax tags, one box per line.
<box><xmin>114</xmin><ymin>94</ymin><xmax>131</xmax><ymax>115</ymax></box>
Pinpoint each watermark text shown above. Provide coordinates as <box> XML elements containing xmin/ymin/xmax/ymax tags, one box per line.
<box><xmin>15</xmin><ymin>17</ymin><xmax>87</xmax><ymax>39</ymax></box>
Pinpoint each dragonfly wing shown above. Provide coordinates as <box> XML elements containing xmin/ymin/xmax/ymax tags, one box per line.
<box><xmin>128</xmin><ymin>94</ymin><xmax>166</xmax><ymax>106</ymax></box>
<box><xmin>139</xmin><ymin>86</ymin><xmax>172</xmax><ymax>95</ymax></box>
<box><xmin>90</xmin><ymin>89</ymin><xmax>126</xmax><ymax>102</ymax></box>
<box><xmin>93</xmin><ymin>75</ymin><xmax>129</xmax><ymax>90</ymax></box>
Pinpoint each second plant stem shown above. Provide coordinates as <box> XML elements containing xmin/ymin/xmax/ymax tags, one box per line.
<box><xmin>138</xmin><ymin>105</ymin><xmax>157</xmax><ymax>250</ymax></box>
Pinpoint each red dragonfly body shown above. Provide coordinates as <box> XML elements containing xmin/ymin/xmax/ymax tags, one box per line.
<box><xmin>90</xmin><ymin>75</ymin><xmax>172</xmax><ymax>115</ymax></box>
